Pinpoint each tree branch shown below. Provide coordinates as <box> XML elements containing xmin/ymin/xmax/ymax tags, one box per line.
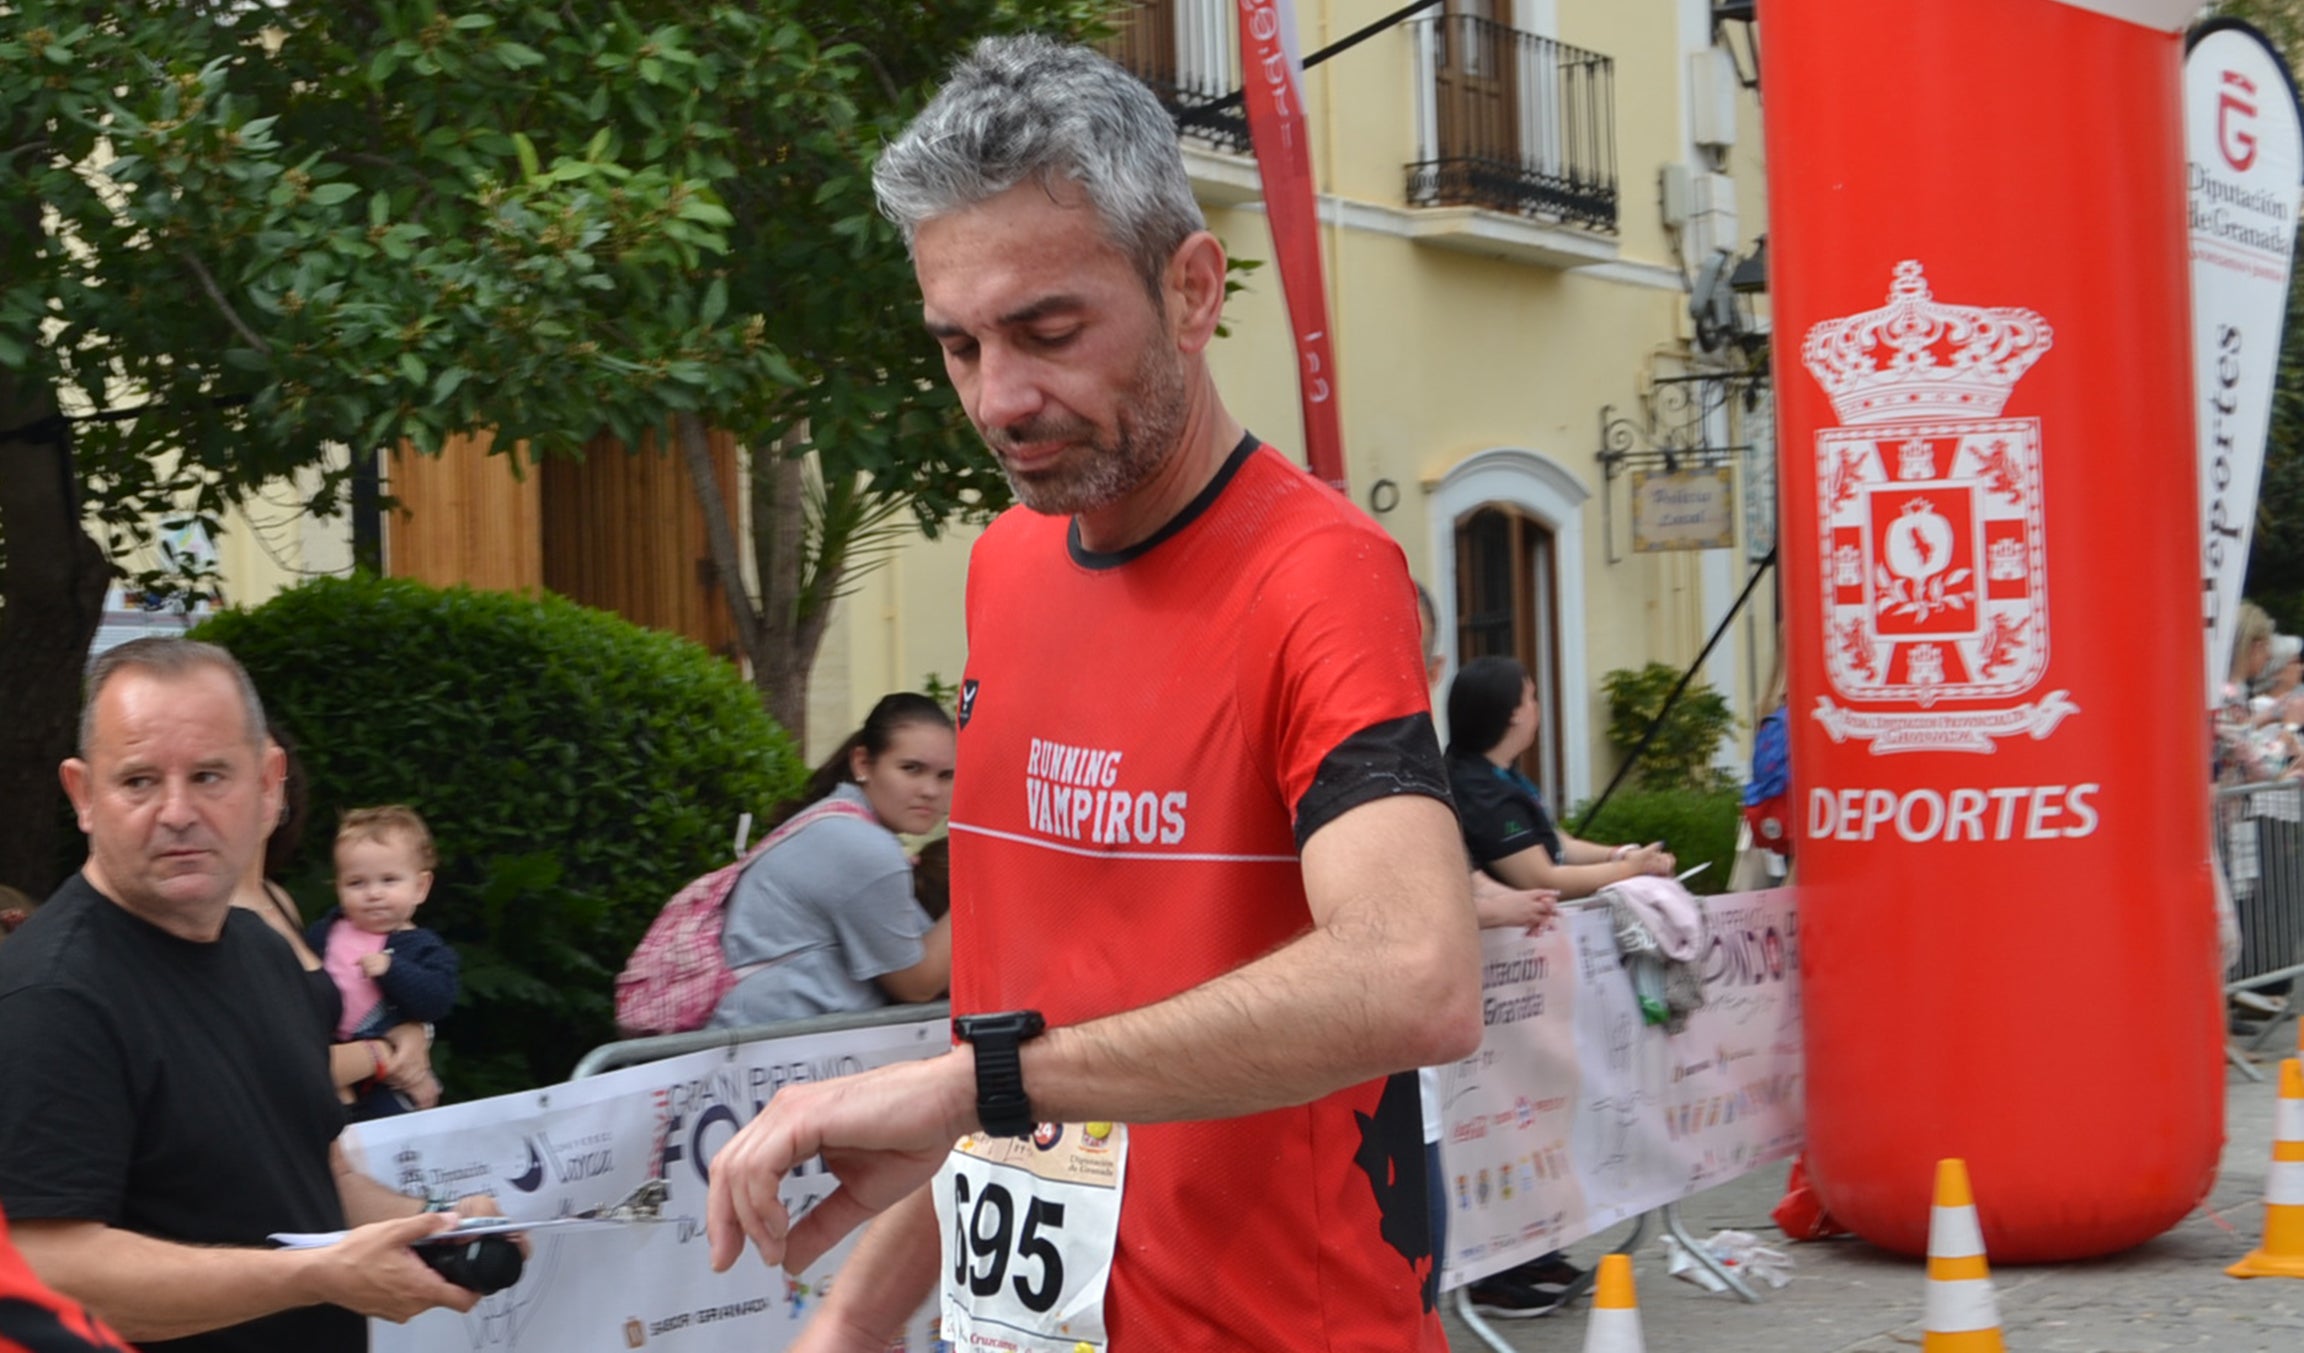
<box><xmin>856</xmin><ymin>46</ymin><xmax>903</xmax><ymax>106</ymax></box>
<box><xmin>673</xmin><ymin>411</ymin><xmax>765</xmax><ymax>652</ymax></box>
<box><xmin>344</xmin><ymin>151</ymin><xmax>420</xmax><ymax>177</ymax></box>
<box><xmin>178</xmin><ymin>251</ymin><xmax>271</xmax><ymax>356</ymax></box>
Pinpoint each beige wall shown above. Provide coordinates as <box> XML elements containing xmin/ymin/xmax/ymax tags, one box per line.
<box><xmin>128</xmin><ymin>456</ymin><xmax>356</xmax><ymax>614</ymax></box>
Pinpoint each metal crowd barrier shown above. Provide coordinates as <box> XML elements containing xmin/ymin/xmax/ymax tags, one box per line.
<box><xmin>2216</xmin><ymin>779</ymin><xmax>2304</xmax><ymax>1081</ymax></box>
<box><xmin>572</xmin><ymin>1000</ymin><xmax>951</xmax><ymax>1080</ymax></box>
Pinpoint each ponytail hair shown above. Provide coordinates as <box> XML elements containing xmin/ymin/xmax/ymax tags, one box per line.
<box><xmin>762</xmin><ymin>692</ymin><xmax>954</xmax><ymax>831</ymax></box>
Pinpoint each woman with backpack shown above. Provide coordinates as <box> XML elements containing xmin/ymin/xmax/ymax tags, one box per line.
<box><xmin>706</xmin><ymin>693</ymin><xmax>958</xmax><ymax>1029</ymax></box>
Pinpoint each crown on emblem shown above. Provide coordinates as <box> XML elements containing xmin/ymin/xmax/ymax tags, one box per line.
<box><xmin>1801</xmin><ymin>261</ymin><xmax>2053</xmax><ymax>426</ymax></box>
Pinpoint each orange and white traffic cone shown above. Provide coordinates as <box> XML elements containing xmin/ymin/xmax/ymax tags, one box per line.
<box><xmin>1922</xmin><ymin>1158</ymin><xmax>2006</xmax><ymax>1352</ymax></box>
<box><xmin>1579</xmin><ymin>1252</ymin><xmax>1644</xmax><ymax>1353</ymax></box>
<box><xmin>2228</xmin><ymin>1057</ymin><xmax>2304</xmax><ymax>1279</ymax></box>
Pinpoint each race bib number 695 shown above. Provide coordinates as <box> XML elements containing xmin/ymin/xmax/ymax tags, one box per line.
<box><xmin>931</xmin><ymin>1123</ymin><xmax>1127</xmax><ymax>1352</ymax></box>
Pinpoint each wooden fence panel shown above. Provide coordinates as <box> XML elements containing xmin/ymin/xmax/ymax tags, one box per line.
<box><xmin>385</xmin><ymin>431</ymin><xmax>543</xmax><ymax>593</ymax></box>
<box><xmin>539</xmin><ymin>428</ymin><xmax>742</xmax><ymax>662</ymax></box>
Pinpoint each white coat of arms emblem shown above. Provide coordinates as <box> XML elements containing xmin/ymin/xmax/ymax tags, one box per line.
<box><xmin>1803</xmin><ymin>261</ymin><xmax>2079</xmax><ymax>753</ymax></box>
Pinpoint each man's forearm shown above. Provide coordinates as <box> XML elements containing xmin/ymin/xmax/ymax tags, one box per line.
<box><xmin>805</xmin><ymin>1188</ymin><xmax>941</xmax><ymax>1348</ymax></box>
<box><xmin>12</xmin><ymin>1219</ymin><xmax>327</xmax><ymax>1343</ymax></box>
<box><xmin>1018</xmin><ymin>795</ymin><xmax>1481</xmax><ymax>1125</ymax></box>
<box><xmin>1021</xmin><ymin>921</ymin><xmax>1474</xmax><ymax>1124</ymax></box>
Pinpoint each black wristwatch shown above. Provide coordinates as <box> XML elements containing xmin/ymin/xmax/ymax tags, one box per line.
<box><xmin>953</xmin><ymin>1010</ymin><xmax>1046</xmax><ymax>1138</ymax></box>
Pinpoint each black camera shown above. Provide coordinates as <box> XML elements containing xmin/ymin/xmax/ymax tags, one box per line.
<box><xmin>416</xmin><ymin>1233</ymin><xmax>525</xmax><ymax>1295</ymax></box>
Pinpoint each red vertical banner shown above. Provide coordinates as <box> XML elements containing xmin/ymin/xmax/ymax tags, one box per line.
<box><xmin>1765</xmin><ymin>0</ymin><xmax>2221</xmax><ymax>1260</ymax></box>
<box><xmin>1235</xmin><ymin>0</ymin><xmax>1345</xmax><ymax>490</ymax></box>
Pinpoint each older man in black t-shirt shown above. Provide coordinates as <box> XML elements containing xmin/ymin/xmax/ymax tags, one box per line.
<box><xmin>0</xmin><ymin>638</ymin><xmax>492</xmax><ymax>1353</ymax></box>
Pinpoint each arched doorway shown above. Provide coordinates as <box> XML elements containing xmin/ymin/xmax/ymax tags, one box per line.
<box><xmin>1456</xmin><ymin>504</ymin><xmax>1563</xmax><ymax>797</ymax></box>
<box><xmin>1428</xmin><ymin>447</ymin><xmax>1591</xmax><ymax>808</ymax></box>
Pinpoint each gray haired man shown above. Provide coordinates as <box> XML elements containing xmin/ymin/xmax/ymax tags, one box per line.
<box><xmin>707</xmin><ymin>35</ymin><xmax>1481</xmax><ymax>1353</ymax></box>
<box><xmin>0</xmin><ymin>638</ymin><xmax>498</xmax><ymax>1352</ymax></box>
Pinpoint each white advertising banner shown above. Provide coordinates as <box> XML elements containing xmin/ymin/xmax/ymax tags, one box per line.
<box><xmin>2051</xmin><ymin>0</ymin><xmax>2210</xmax><ymax>32</ymax></box>
<box><xmin>2187</xmin><ymin>22</ymin><xmax>2303</xmax><ymax>705</ymax></box>
<box><xmin>345</xmin><ymin>1016</ymin><xmax>949</xmax><ymax>1353</ymax></box>
<box><xmin>1434</xmin><ymin>889</ymin><xmax>1804</xmax><ymax>1288</ymax></box>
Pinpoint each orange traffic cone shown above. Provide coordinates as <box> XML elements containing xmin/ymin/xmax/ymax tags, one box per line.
<box><xmin>1579</xmin><ymin>1252</ymin><xmax>1644</xmax><ymax>1353</ymax></box>
<box><xmin>2228</xmin><ymin>1057</ymin><xmax>2304</xmax><ymax>1279</ymax></box>
<box><xmin>1922</xmin><ymin>1159</ymin><xmax>2006</xmax><ymax>1352</ymax></box>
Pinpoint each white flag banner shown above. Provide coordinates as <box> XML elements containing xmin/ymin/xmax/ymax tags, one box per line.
<box><xmin>2188</xmin><ymin>21</ymin><xmax>2304</xmax><ymax>705</ymax></box>
<box><xmin>344</xmin><ymin>1015</ymin><xmax>949</xmax><ymax>1353</ymax></box>
<box><xmin>1435</xmin><ymin>889</ymin><xmax>1804</xmax><ymax>1288</ymax></box>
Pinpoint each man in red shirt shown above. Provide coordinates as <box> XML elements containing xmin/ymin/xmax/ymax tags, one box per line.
<box><xmin>706</xmin><ymin>35</ymin><xmax>1483</xmax><ymax>1351</ymax></box>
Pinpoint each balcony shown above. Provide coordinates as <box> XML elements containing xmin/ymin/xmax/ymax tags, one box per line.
<box><xmin>1100</xmin><ymin>1</ymin><xmax>1252</xmax><ymax>159</ymax></box>
<box><xmin>1406</xmin><ymin>15</ymin><xmax>1618</xmax><ymax>237</ymax></box>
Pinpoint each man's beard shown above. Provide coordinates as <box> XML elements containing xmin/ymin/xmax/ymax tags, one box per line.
<box><xmin>983</xmin><ymin>342</ymin><xmax>1189</xmax><ymax>517</ymax></box>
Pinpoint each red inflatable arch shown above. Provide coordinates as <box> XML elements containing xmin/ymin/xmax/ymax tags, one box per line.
<box><xmin>1763</xmin><ymin>0</ymin><xmax>2223</xmax><ymax>1260</ymax></box>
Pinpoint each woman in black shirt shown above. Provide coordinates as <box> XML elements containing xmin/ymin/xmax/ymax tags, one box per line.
<box><xmin>1445</xmin><ymin>657</ymin><xmax>1675</xmax><ymax>897</ymax></box>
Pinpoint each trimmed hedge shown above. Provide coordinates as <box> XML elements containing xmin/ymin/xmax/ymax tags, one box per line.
<box><xmin>194</xmin><ymin>575</ymin><xmax>805</xmax><ymax>1098</ymax></box>
<box><xmin>1601</xmin><ymin>662</ymin><xmax>1740</xmax><ymax>793</ymax></box>
<box><xmin>1568</xmin><ymin>787</ymin><xmax>1741</xmax><ymax>896</ymax></box>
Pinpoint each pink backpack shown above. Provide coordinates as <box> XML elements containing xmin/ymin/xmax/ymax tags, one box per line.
<box><xmin>613</xmin><ymin>796</ymin><xmax>875</xmax><ymax>1037</ymax></box>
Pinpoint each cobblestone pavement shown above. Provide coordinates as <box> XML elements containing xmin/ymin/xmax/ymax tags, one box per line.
<box><xmin>1444</xmin><ymin>1036</ymin><xmax>2304</xmax><ymax>1352</ymax></box>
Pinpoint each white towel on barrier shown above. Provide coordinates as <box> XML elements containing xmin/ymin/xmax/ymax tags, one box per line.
<box><xmin>1599</xmin><ymin>875</ymin><xmax>1706</xmax><ymax>961</ymax></box>
<box><xmin>1601</xmin><ymin>876</ymin><xmax>1710</xmax><ymax>1033</ymax></box>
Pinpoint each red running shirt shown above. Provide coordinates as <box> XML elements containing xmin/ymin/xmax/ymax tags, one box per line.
<box><xmin>950</xmin><ymin>437</ymin><xmax>1452</xmax><ymax>1350</ymax></box>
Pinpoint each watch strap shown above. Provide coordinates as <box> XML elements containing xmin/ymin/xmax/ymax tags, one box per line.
<box><xmin>956</xmin><ymin>1011</ymin><xmax>1044</xmax><ymax>1138</ymax></box>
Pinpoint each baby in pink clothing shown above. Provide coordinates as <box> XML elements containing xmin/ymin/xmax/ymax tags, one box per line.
<box><xmin>311</xmin><ymin>806</ymin><xmax>460</xmax><ymax>1119</ymax></box>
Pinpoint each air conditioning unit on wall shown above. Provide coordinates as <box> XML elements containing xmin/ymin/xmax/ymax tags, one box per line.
<box><xmin>1690</xmin><ymin>46</ymin><xmax>1739</xmax><ymax>159</ymax></box>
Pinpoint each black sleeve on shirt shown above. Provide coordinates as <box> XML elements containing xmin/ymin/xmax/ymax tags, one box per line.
<box><xmin>0</xmin><ymin>988</ymin><xmax>133</xmax><ymax>1224</ymax></box>
<box><xmin>1293</xmin><ymin>712</ymin><xmax>1456</xmax><ymax>850</ymax></box>
<box><xmin>1450</xmin><ymin>764</ymin><xmax>1553</xmax><ymax>867</ymax></box>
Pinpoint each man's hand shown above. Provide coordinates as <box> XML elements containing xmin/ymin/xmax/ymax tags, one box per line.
<box><xmin>706</xmin><ymin>1052</ymin><xmax>973</xmax><ymax>1275</ymax></box>
<box><xmin>359</xmin><ymin>951</ymin><xmax>393</xmax><ymax>978</ymax></box>
<box><xmin>1469</xmin><ymin>872</ymin><xmax>1560</xmax><ymax>935</ymax></box>
<box><xmin>446</xmin><ymin>1193</ymin><xmax>530</xmax><ymax>1260</ymax></box>
<box><xmin>310</xmin><ymin>1212</ymin><xmax>478</xmax><ymax>1321</ymax></box>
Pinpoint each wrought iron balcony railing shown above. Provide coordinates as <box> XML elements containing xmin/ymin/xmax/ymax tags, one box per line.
<box><xmin>1406</xmin><ymin>15</ymin><xmax>1618</xmax><ymax>234</ymax></box>
<box><xmin>1100</xmin><ymin>0</ymin><xmax>1252</xmax><ymax>156</ymax></box>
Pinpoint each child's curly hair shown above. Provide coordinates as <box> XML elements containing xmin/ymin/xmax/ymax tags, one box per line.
<box><xmin>335</xmin><ymin>805</ymin><xmax>437</xmax><ymax>870</ymax></box>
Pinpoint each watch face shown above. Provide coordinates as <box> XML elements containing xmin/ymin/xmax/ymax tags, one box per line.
<box><xmin>959</xmin><ymin>1010</ymin><xmax>1045</xmax><ymax>1041</ymax></box>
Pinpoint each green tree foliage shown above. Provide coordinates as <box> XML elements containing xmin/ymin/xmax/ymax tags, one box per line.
<box><xmin>1599</xmin><ymin>662</ymin><xmax>1739</xmax><ymax>793</ymax></box>
<box><xmin>0</xmin><ymin>0</ymin><xmax>1097</xmax><ymax>893</ymax></box>
<box><xmin>193</xmin><ymin>575</ymin><xmax>807</xmax><ymax>1098</ymax></box>
<box><xmin>2250</xmin><ymin>263</ymin><xmax>2304</xmax><ymax>630</ymax></box>
<box><xmin>2217</xmin><ymin>1</ymin><xmax>2304</xmax><ymax>629</ymax></box>
<box><xmin>2221</xmin><ymin>0</ymin><xmax>2304</xmax><ymax>57</ymax></box>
